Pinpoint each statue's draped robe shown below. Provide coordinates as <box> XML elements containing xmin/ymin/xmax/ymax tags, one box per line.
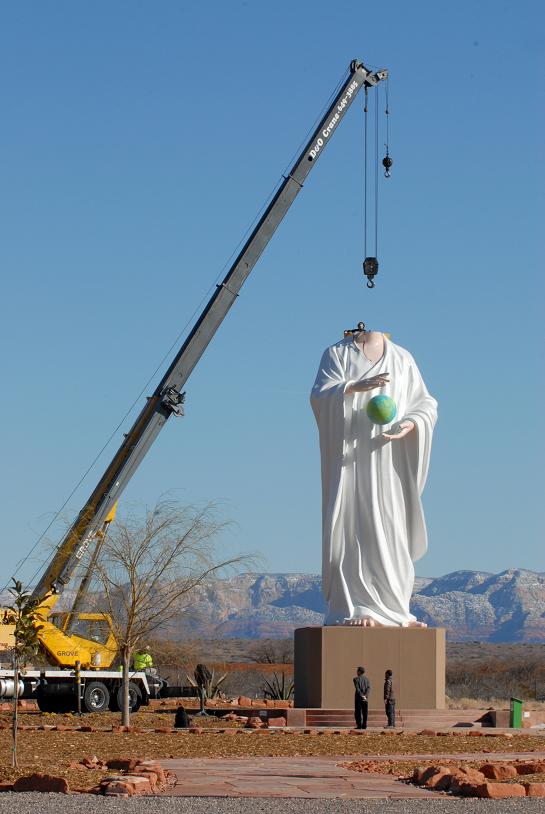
<box><xmin>310</xmin><ymin>336</ymin><xmax>437</xmax><ymax>626</ymax></box>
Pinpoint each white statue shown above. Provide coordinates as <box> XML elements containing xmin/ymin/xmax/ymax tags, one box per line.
<box><xmin>310</xmin><ymin>328</ymin><xmax>437</xmax><ymax>627</ymax></box>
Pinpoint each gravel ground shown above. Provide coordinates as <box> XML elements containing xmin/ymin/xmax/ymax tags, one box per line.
<box><xmin>0</xmin><ymin>796</ymin><xmax>544</xmax><ymax>813</ymax></box>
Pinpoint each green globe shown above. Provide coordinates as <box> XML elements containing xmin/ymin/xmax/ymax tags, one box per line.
<box><xmin>366</xmin><ymin>395</ymin><xmax>397</xmax><ymax>425</ymax></box>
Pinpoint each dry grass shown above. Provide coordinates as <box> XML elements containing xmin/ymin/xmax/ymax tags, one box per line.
<box><xmin>446</xmin><ymin>697</ymin><xmax>545</xmax><ymax>711</ymax></box>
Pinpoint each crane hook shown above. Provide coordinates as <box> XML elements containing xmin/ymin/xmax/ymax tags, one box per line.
<box><xmin>363</xmin><ymin>256</ymin><xmax>378</xmax><ymax>288</ymax></box>
<box><xmin>382</xmin><ymin>147</ymin><xmax>393</xmax><ymax>178</ymax></box>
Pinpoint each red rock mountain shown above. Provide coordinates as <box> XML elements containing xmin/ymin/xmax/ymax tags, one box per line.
<box><xmin>162</xmin><ymin>568</ymin><xmax>545</xmax><ymax>642</ymax></box>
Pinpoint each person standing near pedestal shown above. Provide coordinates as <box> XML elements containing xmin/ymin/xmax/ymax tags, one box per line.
<box><xmin>353</xmin><ymin>666</ymin><xmax>370</xmax><ymax>729</ymax></box>
<box><xmin>384</xmin><ymin>669</ymin><xmax>396</xmax><ymax>727</ymax></box>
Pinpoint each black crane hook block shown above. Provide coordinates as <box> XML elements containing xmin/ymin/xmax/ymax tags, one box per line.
<box><xmin>363</xmin><ymin>257</ymin><xmax>379</xmax><ymax>288</ymax></box>
<box><xmin>382</xmin><ymin>152</ymin><xmax>393</xmax><ymax>178</ymax></box>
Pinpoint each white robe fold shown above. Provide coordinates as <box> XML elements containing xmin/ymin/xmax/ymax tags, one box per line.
<box><xmin>310</xmin><ymin>335</ymin><xmax>437</xmax><ymax>626</ymax></box>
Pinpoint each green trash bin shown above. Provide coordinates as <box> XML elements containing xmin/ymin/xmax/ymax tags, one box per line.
<box><xmin>510</xmin><ymin>697</ymin><xmax>523</xmax><ymax>728</ymax></box>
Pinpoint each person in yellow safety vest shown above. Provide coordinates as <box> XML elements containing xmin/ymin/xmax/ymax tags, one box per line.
<box><xmin>133</xmin><ymin>645</ymin><xmax>153</xmax><ymax>672</ymax></box>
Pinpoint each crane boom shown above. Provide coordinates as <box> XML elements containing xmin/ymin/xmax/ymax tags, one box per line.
<box><xmin>32</xmin><ymin>59</ymin><xmax>387</xmax><ymax>603</ymax></box>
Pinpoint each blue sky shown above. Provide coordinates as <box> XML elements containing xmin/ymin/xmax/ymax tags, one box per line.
<box><xmin>1</xmin><ymin>0</ymin><xmax>543</xmax><ymax>586</ymax></box>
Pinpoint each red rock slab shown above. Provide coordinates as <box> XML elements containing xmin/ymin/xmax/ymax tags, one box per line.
<box><xmin>102</xmin><ymin>781</ymin><xmax>135</xmax><ymax>797</ymax></box>
<box><xmin>13</xmin><ymin>773</ymin><xmax>69</xmax><ymax>793</ymax></box>
<box><xmin>137</xmin><ymin>761</ymin><xmax>166</xmax><ymax>784</ymax></box>
<box><xmin>413</xmin><ymin>765</ymin><xmax>444</xmax><ymax>785</ymax></box>
<box><xmin>480</xmin><ymin>762</ymin><xmax>518</xmax><ymax>780</ymax></box>
<box><xmin>474</xmin><ymin>782</ymin><xmax>526</xmax><ymax>798</ymax></box>
<box><xmin>516</xmin><ymin>760</ymin><xmax>545</xmax><ymax>774</ymax></box>
<box><xmin>446</xmin><ymin>768</ymin><xmax>486</xmax><ymax>796</ymax></box>
<box><xmin>524</xmin><ymin>782</ymin><xmax>545</xmax><ymax>797</ymax></box>
<box><xmin>100</xmin><ymin>775</ymin><xmax>152</xmax><ymax>796</ymax></box>
<box><xmin>106</xmin><ymin>758</ymin><xmax>141</xmax><ymax>772</ymax></box>
<box><xmin>425</xmin><ymin>768</ymin><xmax>453</xmax><ymax>789</ymax></box>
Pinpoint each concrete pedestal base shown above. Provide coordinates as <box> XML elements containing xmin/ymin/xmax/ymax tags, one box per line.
<box><xmin>294</xmin><ymin>626</ymin><xmax>445</xmax><ymax>710</ymax></box>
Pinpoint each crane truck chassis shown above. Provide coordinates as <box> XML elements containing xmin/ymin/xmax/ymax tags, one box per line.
<box><xmin>0</xmin><ymin>667</ymin><xmax>189</xmax><ymax>713</ymax></box>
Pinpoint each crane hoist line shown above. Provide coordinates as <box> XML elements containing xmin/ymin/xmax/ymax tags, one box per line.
<box><xmin>0</xmin><ymin>60</ymin><xmax>388</xmax><ymax>713</ymax></box>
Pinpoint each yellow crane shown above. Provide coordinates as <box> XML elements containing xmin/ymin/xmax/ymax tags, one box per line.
<box><xmin>0</xmin><ymin>58</ymin><xmax>387</xmax><ymax>710</ymax></box>
<box><xmin>1</xmin><ymin>506</ymin><xmax>118</xmax><ymax>670</ymax></box>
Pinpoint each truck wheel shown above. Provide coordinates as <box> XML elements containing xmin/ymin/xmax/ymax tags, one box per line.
<box><xmin>83</xmin><ymin>681</ymin><xmax>110</xmax><ymax>713</ymax></box>
<box><xmin>117</xmin><ymin>681</ymin><xmax>142</xmax><ymax>713</ymax></box>
<box><xmin>37</xmin><ymin>696</ymin><xmax>58</xmax><ymax>713</ymax></box>
<box><xmin>37</xmin><ymin>696</ymin><xmax>75</xmax><ymax>713</ymax></box>
<box><xmin>52</xmin><ymin>698</ymin><xmax>76</xmax><ymax>713</ymax></box>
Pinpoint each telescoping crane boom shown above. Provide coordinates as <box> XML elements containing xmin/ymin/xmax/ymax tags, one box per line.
<box><xmin>31</xmin><ymin>59</ymin><xmax>388</xmax><ymax>630</ymax></box>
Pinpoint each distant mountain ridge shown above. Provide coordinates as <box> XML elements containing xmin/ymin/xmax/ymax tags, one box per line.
<box><xmin>4</xmin><ymin>568</ymin><xmax>543</xmax><ymax>643</ymax></box>
<box><xmin>172</xmin><ymin>568</ymin><xmax>545</xmax><ymax>642</ymax></box>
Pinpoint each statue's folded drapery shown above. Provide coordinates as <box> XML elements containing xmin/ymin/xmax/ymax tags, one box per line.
<box><xmin>310</xmin><ymin>335</ymin><xmax>437</xmax><ymax>626</ymax></box>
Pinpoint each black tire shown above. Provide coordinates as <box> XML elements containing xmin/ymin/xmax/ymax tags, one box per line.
<box><xmin>83</xmin><ymin>681</ymin><xmax>110</xmax><ymax>713</ymax></box>
<box><xmin>117</xmin><ymin>681</ymin><xmax>142</xmax><ymax>713</ymax></box>
<box><xmin>37</xmin><ymin>696</ymin><xmax>57</xmax><ymax>713</ymax></box>
<box><xmin>37</xmin><ymin>695</ymin><xmax>75</xmax><ymax>713</ymax></box>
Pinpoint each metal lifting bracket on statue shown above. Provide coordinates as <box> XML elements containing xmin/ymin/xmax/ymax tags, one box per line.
<box><xmin>161</xmin><ymin>387</ymin><xmax>186</xmax><ymax>416</ymax></box>
<box><xmin>344</xmin><ymin>322</ymin><xmax>366</xmax><ymax>338</ymax></box>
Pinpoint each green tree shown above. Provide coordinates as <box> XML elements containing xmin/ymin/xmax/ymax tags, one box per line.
<box><xmin>5</xmin><ymin>580</ymin><xmax>43</xmax><ymax>768</ymax></box>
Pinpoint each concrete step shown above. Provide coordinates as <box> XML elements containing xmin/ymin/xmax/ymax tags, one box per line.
<box><xmin>303</xmin><ymin>707</ymin><xmax>491</xmax><ymax>728</ymax></box>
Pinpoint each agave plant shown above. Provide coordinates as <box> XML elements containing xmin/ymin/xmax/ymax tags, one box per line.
<box><xmin>261</xmin><ymin>671</ymin><xmax>294</xmax><ymax>701</ymax></box>
<box><xmin>186</xmin><ymin>667</ymin><xmax>227</xmax><ymax>699</ymax></box>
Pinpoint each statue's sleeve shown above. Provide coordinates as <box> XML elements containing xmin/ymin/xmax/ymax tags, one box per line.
<box><xmin>310</xmin><ymin>345</ymin><xmax>352</xmax><ymax>448</ymax></box>
<box><xmin>310</xmin><ymin>346</ymin><xmax>353</xmax><ymax>525</ymax></box>
<box><xmin>399</xmin><ymin>356</ymin><xmax>438</xmax><ymax>497</ymax></box>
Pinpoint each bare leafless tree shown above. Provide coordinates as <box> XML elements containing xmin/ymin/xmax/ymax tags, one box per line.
<box><xmin>95</xmin><ymin>500</ymin><xmax>248</xmax><ymax>725</ymax></box>
<box><xmin>248</xmin><ymin>638</ymin><xmax>294</xmax><ymax>665</ymax></box>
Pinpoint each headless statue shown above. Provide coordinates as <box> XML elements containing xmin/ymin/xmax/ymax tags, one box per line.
<box><xmin>310</xmin><ymin>328</ymin><xmax>437</xmax><ymax>627</ymax></box>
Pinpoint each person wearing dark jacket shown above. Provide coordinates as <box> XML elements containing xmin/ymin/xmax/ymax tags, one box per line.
<box><xmin>384</xmin><ymin>669</ymin><xmax>396</xmax><ymax>727</ymax></box>
<box><xmin>353</xmin><ymin>666</ymin><xmax>370</xmax><ymax>729</ymax></box>
<box><xmin>174</xmin><ymin>705</ymin><xmax>190</xmax><ymax>728</ymax></box>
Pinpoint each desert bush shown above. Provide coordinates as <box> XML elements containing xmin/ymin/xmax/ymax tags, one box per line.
<box><xmin>447</xmin><ymin>656</ymin><xmax>545</xmax><ymax>701</ymax></box>
<box><xmin>248</xmin><ymin>638</ymin><xmax>293</xmax><ymax>664</ymax></box>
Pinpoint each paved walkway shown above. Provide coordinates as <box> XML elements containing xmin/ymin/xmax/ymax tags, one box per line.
<box><xmin>161</xmin><ymin>751</ymin><xmax>545</xmax><ymax>799</ymax></box>
<box><xmin>162</xmin><ymin>756</ymin><xmax>438</xmax><ymax>799</ymax></box>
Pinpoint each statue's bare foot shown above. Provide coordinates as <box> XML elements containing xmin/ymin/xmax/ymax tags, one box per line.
<box><xmin>402</xmin><ymin>620</ymin><xmax>428</xmax><ymax>628</ymax></box>
<box><xmin>343</xmin><ymin>616</ymin><xmax>377</xmax><ymax>627</ymax></box>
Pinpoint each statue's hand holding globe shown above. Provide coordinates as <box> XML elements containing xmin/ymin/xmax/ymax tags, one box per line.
<box><xmin>347</xmin><ymin>373</ymin><xmax>416</xmax><ymax>440</ymax></box>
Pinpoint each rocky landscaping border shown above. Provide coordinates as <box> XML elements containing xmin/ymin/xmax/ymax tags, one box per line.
<box><xmin>406</xmin><ymin>759</ymin><xmax>545</xmax><ymax>798</ymax></box>
<box><xmin>1</xmin><ymin>758</ymin><xmax>175</xmax><ymax>797</ymax></box>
